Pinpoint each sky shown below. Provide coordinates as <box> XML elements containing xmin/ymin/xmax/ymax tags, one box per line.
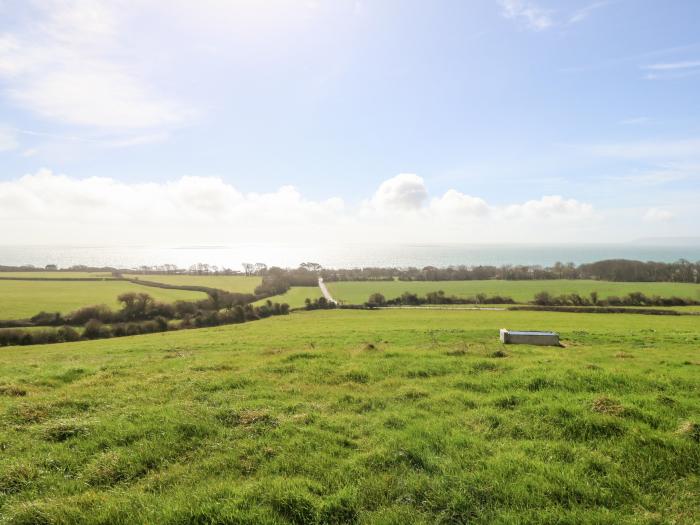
<box><xmin>1</xmin><ymin>0</ymin><xmax>699</xmax><ymax>246</ymax></box>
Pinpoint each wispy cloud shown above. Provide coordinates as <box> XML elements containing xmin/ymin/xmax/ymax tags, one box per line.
<box><xmin>613</xmin><ymin>164</ymin><xmax>700</xmax><ymax>185</ymax></box>
<box><xmin>499</xmin><ymin>0</ymin><xmax>611</xmax><ymax>31</ymax></box>
<box><xmin>498</xmin><ymin>0</ymin><xmax>553</xmax><ymax>31</ymax></box>
<box><xmin>619</xmin><ymin>116</ymin><xmax>651</xmax><ymax>125</ymax></box>
<box><xmin>569</xmin><ymin>1</ymin><xmax>609</xmax><ymax>24</ymax></box>
<box><xmin>643</xmin><ymin>60</ymin><xmax>700</xmax><ymax>71</ymax></box>
<box><xmin>0</xmin><ymin>2</ymin><xmax>191</xmax><ymax>132</ymax></box>
<box><xmin>585</xmin><ymin>138</ymin><xmax>700</xmax><ymax>160</ymax></box>
<box><xmin>0</xmin><ymin>126</ymin><xmax>19</xmax><ymax>152</ymax></box>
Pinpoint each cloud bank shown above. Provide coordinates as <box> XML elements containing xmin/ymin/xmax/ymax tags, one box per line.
<box><xmin>0</xmin><ymin>170</ymin><xmax>605</xmax><ymax>245</ymax></box>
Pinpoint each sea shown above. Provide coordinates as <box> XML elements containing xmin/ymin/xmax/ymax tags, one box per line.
<box><xmin>2</xmin><ymin>243</ymin><xmax>700</xmax><ymax>270</ymax></box>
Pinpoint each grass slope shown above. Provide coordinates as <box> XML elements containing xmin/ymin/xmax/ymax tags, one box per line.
<box><xmin>0</xmin><ymin>309</ymin><xmax>698</xmax><ymax>523</ymax></box>
<box><xmin>0</xmin><ymin>281</ymin><xmax>207</xmax><ymax>320</ymax></box>
<box><xmin>131</xmin><ymin>275</ymin><xmax>262</xmax><ymax>294</ymax></box>
<box><xmin>327</xmin><ymin>279</ymin><xmax>700</xmax><ymax>304</ymax></box>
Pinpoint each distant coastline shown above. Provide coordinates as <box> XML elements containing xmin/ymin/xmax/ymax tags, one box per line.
<box><xmin>1</xmin><ymin>243</ymin><xmax>700</xmax><ymax>271</ymax></box>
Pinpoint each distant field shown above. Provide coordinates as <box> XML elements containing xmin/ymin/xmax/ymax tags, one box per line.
<box><xmin>253</xmin><ymin>286</ymin><xmax>321</xmax><ymax>309</ymax></box>
<box><xmin>0</xmin><ymin>309</ymin><xmax>698</xmax><ymax>522</ymax></box>
<box><xmin>0</xmin><ymin>281</ymin><xmax>207</xmax><ymax>320</ymax></box>
<box><xmin>131</xmin><ymin>274</ymin><xmax>262</xmax><ymax>294</ymax></box>
<box><xmin>327</xmin><ymin>279</ymin><xmax>700</xmax><ymax>304</ymax></box>
<box><xmin>0</xmin><ymin>272</ymin><xmax>113</xmax><ymax>279</ymax></box>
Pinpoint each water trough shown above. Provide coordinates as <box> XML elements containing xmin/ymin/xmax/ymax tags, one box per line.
<box><xmin>499</xmin><ymin>329</ymin><xmax>560</xmax><ymax>346</ymax></box>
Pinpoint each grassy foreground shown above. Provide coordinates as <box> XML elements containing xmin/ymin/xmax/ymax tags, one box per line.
<box><xmin>0</xmin><ymin>281</ymin><xmax>207</xmax><ymax>320</ymax></box>
<box><xmin>0</xmin><ymin>309</ymin><xmax>698</xmax><ymax>524</ymax></box>
<box><xmin>326</xmin><ymin>279</ymin><xmax>700</xmax><ymax>305</ymax></box>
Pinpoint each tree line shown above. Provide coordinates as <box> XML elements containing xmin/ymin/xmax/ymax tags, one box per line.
<box><xmin>4</xmin><ymin>258</ymin><xmax>699</xmax><ymax>283</ymax></box>
<box><xmin>0</xmin><ymin>292</ymin><xmax>289</xmax><ymax>347</ymax></box>
<box><xmin>365</xmin><ymin>291</ymin><xmax>515</xmax><ymax>306</ymax></box>
<box><xmin>363</xmin><ymin>290</ymin><xmax>700</xmax><ymax>308</ymax></box>
<box><xmin>248</xmin><ymin>258</ymin><xmax>700</xmax><ymax>287</ymax></box>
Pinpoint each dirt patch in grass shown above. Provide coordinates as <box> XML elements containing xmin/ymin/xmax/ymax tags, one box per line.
<box><xmin>41</xmin><ymin>418</ymin><xmax>90</xmax><ymax>442</ymax></box>
<box><xmin>0</xmin><ymin>384</ymin><xmax>27</xmax><ymax>397</ymax></box>
<box><xmin>591</xmin><ymin>396</ymin><xmax>625</xmax><ymax>416</ymax></box>
<box><xmin>217</xmin><ymin>409</ymin><xmax>279</xmax><ymax>429</ymax></box>
<box><xmin>190</xmin><ymin>364</ymin><xmax>234</xmax><ymax>372</ymax></box>
<box><xmin>677</xmin><ymin>421</ymin><xmax>700</xmax><ymax>442</ymax></box>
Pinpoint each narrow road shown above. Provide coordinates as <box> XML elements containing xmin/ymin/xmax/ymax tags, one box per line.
<box><xmin>318</xmin><ymin>277</ymin><xmax>337</xmax><ymax>304</ymax></box>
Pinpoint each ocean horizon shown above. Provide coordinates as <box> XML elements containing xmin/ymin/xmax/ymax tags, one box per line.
<box><xmin>2</xmin><ymin>243</ymin><xmax>700</xmax><ymax>271</ymax></box>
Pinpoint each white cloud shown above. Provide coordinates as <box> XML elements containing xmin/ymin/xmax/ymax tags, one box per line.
<box><xmin>504</xmin><ymin>195</ymin><xmax>594</xmax><ymax>220</ymax></box>
<box><xmin>0</xmin><ymin>170</ymin><xmax>604</xmax><ymax>244</ymax></box>
<box><xmin>644</xmin><ymin>208</ymin><xmax>675</xmax><ymax>222</ymax></box>
<box><xmin>430</xmin><ymin>190</ymin><xmax>490</xmax><ymax>217</ymax></box>
<box><xmin>0</xmin><ymin>1</ymin><xmax>190</xmax><ymax>131</ymax></box>
<box><xmin>0</xmin><ymin>126</ymin><xmax>19</xmax><ymax>151</ymax></box>
<box><xmin>499</xmin><ymin>0</ymin><xmax>553</xmax><ymax>31</ymax></box>
<box><xmin>369</xmin><ymin>173</ymin><xmax>428</xmax><ymax>211</ymax></box>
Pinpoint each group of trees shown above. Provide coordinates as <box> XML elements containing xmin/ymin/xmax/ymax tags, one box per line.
<box><xmin>532</xmin><ymin>291</ymin><xmax>700</xmax><ymax>307</ymax></box>
<box><xmin>0</xmin><ymin>293</ymin><xmax>290</xmax><ymax>347</ymax></box>
<box><xmin>365</xmin><ymin>291</ymin><xmax>515</xmax><ymax>307</ymax></box>
<box><xmin>303</xmin><ymin>297</ymin><xmax>337</xmax><ymax>310</ymax></box>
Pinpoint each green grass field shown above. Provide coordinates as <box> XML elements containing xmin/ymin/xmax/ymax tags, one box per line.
<box><xmin>327</xmin><ymin>279</ymin><xmax>700</xmax><ymax>304</ymax></box>
<box><xmin>131</xmin><ymin>274</ymin><xmax>262</xmax><ymax>294</ymax></box>
<box><xmin>254</xmin><ymin>287</ymin><xmax>323</xmax><ymax>309</ymax></box>
<box><xmin>0</xmin><ymin>272</ymin><xmax>113</xmax><ymax>279</ymax></box>
<box><xmin>0</xmin><ymin>309</ymin><xmax>698</xmax><ymax>523</ymax></box>
<box><xmin>0</xmin><ymin>281</ymin><xmax>207</xmax><ymax>320</ymax></box>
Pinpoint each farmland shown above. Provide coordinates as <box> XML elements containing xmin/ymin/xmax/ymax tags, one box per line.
<box><xmin>0</xmin><ymin>280</ymin><xmax>207</xmax><ymax>320</ymax></box>
<box><xmin>0</xmin><ymin>272</ymin><xmax>113</xmax><ymax>279</ymax></box>
<box><xmin>253</xmin><ymin>286</ymin><xmax>322</xmax><ymax>309</ymax></box>
<box><xmin>326</xmin><ymin>279</ymin><xmax>700</xmax><ymax>305</ymax></box>
<box><xmin>130</xmin><ymin>274</ymin><xmax>262</xmax><ymax>294</ymax></box>
<box><xmin>0</xmin><ymin>308</ymin><xmax>698</xmax><ymax>523</ymax></box>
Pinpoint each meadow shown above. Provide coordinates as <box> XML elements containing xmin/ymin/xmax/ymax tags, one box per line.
<box><xmin>254</xmin><ymin>287</ymin><xmax>323</xmax><ymax>309</ymax></box>
<box><xmin>130</xmin><ymin>274</ymin><xmax>262</xmax><ymax>294</ymax></box>
<box><xmin>0</xmin><ymin>272</ymin><xmax>113</xmax><ymax>279</ymax></box>
<box><xmin>0</xmin><ymin>309</ymin><xmax>698</xmax><ymax>524</ymax></box>
<box><xmin>0</xmin><ymin>280</ymin><xmax>207</xmax><ymax>320</ymax></box>
<box><xmin>326</xmin><ymin>279</ymin><xmax>700</xmax><ymax>305</ymax></box>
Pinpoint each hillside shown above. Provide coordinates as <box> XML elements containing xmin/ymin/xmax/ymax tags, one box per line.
<box><xmin>1</xmin><ymin>309</ymin><xmax>698</xmax><ymax>523</ymax></box>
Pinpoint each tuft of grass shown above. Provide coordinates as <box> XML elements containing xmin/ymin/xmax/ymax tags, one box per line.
<box><xmin>0</xmin><ymin>463</ymin><xmax>39</xmax><ymax>495</ymax></box>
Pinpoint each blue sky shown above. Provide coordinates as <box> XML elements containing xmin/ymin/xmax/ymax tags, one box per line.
<box><xmin>1</xmin><ymin>0</ymin><xmax>699</xmax><ymax>245</ymax></box>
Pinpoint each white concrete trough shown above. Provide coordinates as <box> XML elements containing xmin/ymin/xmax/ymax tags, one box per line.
<box><xmin>500</xmin><ymin>328</ymin><xmax>560</xmax><ymax>346</ymax></box>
